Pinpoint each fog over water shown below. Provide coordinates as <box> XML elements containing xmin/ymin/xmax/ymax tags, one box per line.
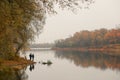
<box><xmin>34</xmin><ymin>0</ymin><xmax>120</xmax><ymax>43</ymax></box>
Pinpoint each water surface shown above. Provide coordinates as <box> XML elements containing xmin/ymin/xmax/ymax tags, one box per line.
<box><xmin>25</xmin><ymin>50</ymin><xmax>120</xmax><ymax>80</ymax></box>
<box><xmin>1</xmin><ymin>49</ymin><xmax>120</xmax><ymax>80</ymax></box>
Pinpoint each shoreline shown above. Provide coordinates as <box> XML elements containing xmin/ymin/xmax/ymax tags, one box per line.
<box><xmin>52</xmin><ymin>47</ymin><xmax>120</xmax><ymax>55</ymax></box>
<box><xmin>0</xmin><ymin>58</ymin><xmax>35</xmax><ymax>70</ymax></box>
<box><xmin>52</xmin><ymin>47</ymin><xmax>120</xmax><ymax>51</ymax></box>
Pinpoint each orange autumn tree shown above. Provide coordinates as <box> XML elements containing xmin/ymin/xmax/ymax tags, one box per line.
<box><xmin>104</xmin><ymin>29</ymin><xmax>120</xmax><ymax>44</ymax></box>
<box><xmin>55</xmin><ymin>28</ymin><xmax>120</xmax><ymax>48</ymax></box>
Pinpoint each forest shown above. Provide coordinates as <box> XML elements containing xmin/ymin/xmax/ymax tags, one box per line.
<box><xmin>55</xmin><ymin>28</ymin><xmax>120</xmax><ymax>48</ymax></box>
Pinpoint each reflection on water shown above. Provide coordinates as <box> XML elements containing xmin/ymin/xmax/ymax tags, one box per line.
<box><xmin>0</xmin><ymin>67</ymin><xmax>28</xmax><ymax>80</ymax></box>
<box><xmin>1</xmin><ymin>50</ymin><xmax>120</xmax><ymax>80</ymax></box>
<box><xmin>29</xmin><ymin>64</ymin><xmax>35</xmax><ymax>71</ymax></box>
<box><xmin>54</xmin><ymin>51</ymin><xmax>120</xmax><ymax>71</ymax></box>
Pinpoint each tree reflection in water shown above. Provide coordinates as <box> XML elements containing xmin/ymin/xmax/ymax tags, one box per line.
<box><xmin>54</xmin><ymin>51</ymin><xmax>120</xmax><ymax>71</ymax></box>
<box><xmin>0</xmin><ymin>67</ymin><xmax>28</xmax><ymax>80</ymax></box>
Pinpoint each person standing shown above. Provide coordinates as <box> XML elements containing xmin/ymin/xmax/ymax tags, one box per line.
<box><xmin>29</xmin><ymin>53</ymin><xmax>32</xmax><ymax>60</ymax></box>
<box><xmin>32</xmin><ymin>53</ymin><xmax>34</xmax><ymax>61</ymax></box>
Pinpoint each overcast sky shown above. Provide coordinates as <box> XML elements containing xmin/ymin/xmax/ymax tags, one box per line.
<box><xmin>34</xmin><ymin>0</ymin><xmax>120</xmax><ymax>43</ymax></box>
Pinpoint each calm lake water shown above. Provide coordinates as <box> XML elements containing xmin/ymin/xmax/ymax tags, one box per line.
<box><xmin>1</xmin><ymin>49</ymin><xmax>120</xmax><ymax>80</ymax></box>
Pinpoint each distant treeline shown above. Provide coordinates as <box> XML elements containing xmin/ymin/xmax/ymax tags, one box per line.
<box><xmin>55</xmin><ymin>28</ymin><xmax>120</xmax><ymax>48</ymax></box>
<box><xmin>30</xmin><ymin>43</ymin><xmax>54</xmax><ymax>48</ymax></box>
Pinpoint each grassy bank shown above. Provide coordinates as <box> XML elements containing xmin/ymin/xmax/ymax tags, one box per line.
<box><xmin>0</xmin><ymin>57</ymin><xmax>35</xmax><ymax>70</ymax></box>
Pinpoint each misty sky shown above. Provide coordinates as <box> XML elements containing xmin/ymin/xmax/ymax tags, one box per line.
<box><xmin>34</xmin><ymin>0</ymin><xmax>120</xmax><ymax>43</ymax></box>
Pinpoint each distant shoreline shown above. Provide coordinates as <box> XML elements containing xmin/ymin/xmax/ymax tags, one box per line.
<box><xmin>52</xmin><ymin>45</ymin><xmax>120</xmax><ymax>55</ymax></box>
<box><xmin>52</xmin><ymin>47</ymin><xmax>120</xmax><ymax>52</ymax></box>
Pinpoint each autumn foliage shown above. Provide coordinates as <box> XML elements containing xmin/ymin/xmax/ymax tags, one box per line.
<box><xmin>0</xmin><ymin>0</ymin><xmax>93</xmax><ymax>59</ymax></box>
<box><xmin>55</xmin><ymin>28</ymin><xmax>120</xmax><ymax>48</ymax></box>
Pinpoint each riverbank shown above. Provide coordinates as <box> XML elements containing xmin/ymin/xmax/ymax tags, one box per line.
<box><xmin>0</xmin><ymin>57</ymin><xmax>35</xmax><ymax>70</ymax></box>
<box><xmin>53</xmin><ymin>47</ymin><xmax>120</xmax><ymax>52</ymax></box>
<box><xmin>52</xmin><ymin>44</ymin><xmax>120</xmax><ymax>55</ymax></box>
